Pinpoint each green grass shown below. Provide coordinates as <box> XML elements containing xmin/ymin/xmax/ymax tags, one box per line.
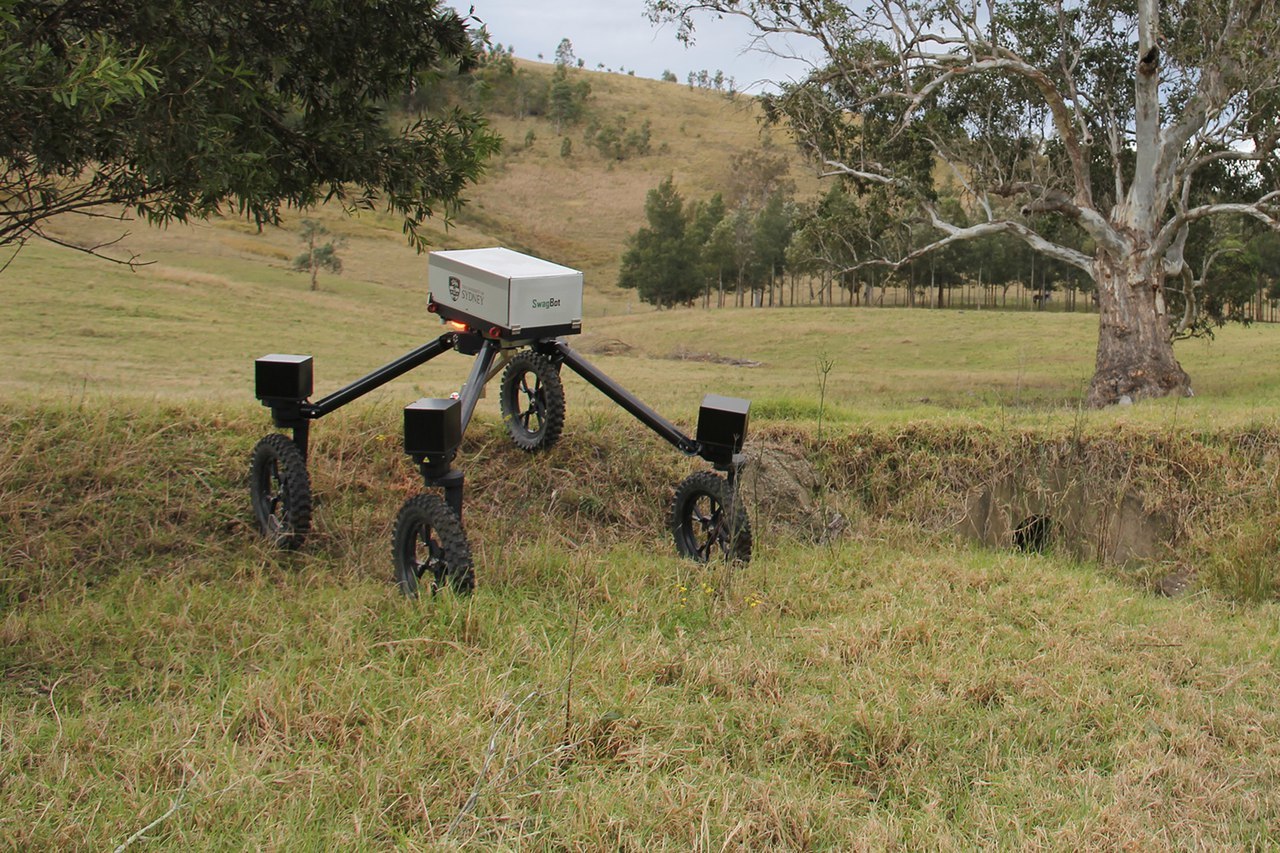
<box><xmin>9</xmin><ymin>234</ymin><xmax>1280</xmax><ymax>431</ymax></box>
<box><xmin>3</xmin><ymin>401</ymin><xmax>1280</xmax><ymax>847</ymax></box>
<box><xmin>6</xmin><ymin>74</ymin><xmax>1280</xmax><ymax>843</ymax></box>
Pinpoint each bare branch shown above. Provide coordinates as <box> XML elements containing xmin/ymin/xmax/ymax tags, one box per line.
<box><xmin>921</xmin><ymin>205</ymin><xmax>1094</xmax><ymax>273</ymax></box>
<box><xmin>818</xmin><ymin>160</ymin><xmax>896</xmax><ymax>184</ymax></box>
<box><xmin>1153</xmin><ymin>193</ymin><xmax>1280</xmax><ymax>259</ymax></box>
<box><xmin>26</xmin><ymin>224</ymin><xmax>151</xmax><ymax>269</ymax></box>
<box><xmin>835</xmin><ymin>204</ymin><xmax>1092</xmax><ymax>276</ymax></box>
<box><xmin>1177</xmin><ymin>134</ymin><xmax>1280</xmax><ymax>211</ymax></box>
<box><xmin>0</xmin><ymin>241</ymin><xmax>24</xmax><ymax>276</ymax></box>
<box><xmin>1161</xmin><ymin>0</ymin><xmax>1270</xmax><ymax>163</ymax></box>
<box><xmin>992</xmin><ymin>182</ymin><xmax>1126</xmax><ymax>255</ymax></box>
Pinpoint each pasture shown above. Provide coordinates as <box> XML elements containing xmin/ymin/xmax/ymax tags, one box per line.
<box><xmin>3</xmin><ymin>228</ymin><xmax>1280</xmax><ymax>848</ymax></box>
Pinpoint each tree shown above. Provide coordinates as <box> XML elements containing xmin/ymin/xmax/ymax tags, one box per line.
<box><xmin>585</xmin><ymin>115</ymin><xmax>650</xmax><ymax>160</ymax></box>
<box><xmin>725</xmin><ymin>146</ymin><xmax>794</xmax><ymax>210</ymax></box>
<box><xmin>618</xmin><ymin>176</ymin><xmax>699</xmax><ymax>307</ymax></box>
<box><xmin>1</xmin><ymin>0</ymin><xmax>499</xmax><ymax>264</ymax></box>
<box><xmin>753</xmin><ymin>193</ymin><xmax>793</xmax><ymax>305</ymax></box>
<box><xmin>689</xmin><ymin>193</ymin><xmax>729</xmax><ymax>305</ymax></box>
<box><xmin>650</xmin><ymin>0</ymin><xmax>1280</xmax><ymax>406</ymax></box>
<box><xmin>459</xmin><ymin>42</ymin><xmax>548</xmax><ymax>120</ymax></box>
<box><xmin>293</xmin><ymin>220</ymin><xmax>344</xmax><ymax>291</ymax></box>
<box><xmin>554</xmin><ymin>38</ymin><xmax>577</xmax><ymax>69</ymax></box>
<box><xmin>725</xmin><ymin>204</ymin><xmax>762</xmax><ymax>305</ymax></box>
<box><xmin>547</xmin><ymin>64</ymin><xmax>590</xmax><ymax>134</ymax></box>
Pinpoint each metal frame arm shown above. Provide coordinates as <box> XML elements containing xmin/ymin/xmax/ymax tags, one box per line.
<box><xmin>549</xmin><ymin>340</ymin><xmax>698</xmax><ymax>456</ymax></box>
<box><xmin>304</xmin><ymin>332</ymin><xmax>457</xmax><ymax>418</ymax></box>
<box><xmin>457</xmin><ymin>339</ymin><xmax>499</xmax><ymax>433</ymax></box>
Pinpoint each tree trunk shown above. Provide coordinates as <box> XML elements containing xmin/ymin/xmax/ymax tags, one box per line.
<box><xmin>1088</xmin><ymin>254</ymin><xmax>1192</xmax><ymax>407</ymax></box>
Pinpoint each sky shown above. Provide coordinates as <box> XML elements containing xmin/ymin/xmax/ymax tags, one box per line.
<box><xmin>450</xmin><ymin>0</ymin><xmax>816</xmax><ymax>93</ymax></box>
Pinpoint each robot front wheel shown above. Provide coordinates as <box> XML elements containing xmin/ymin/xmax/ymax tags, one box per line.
<box><xmin>670</xmin><ymin>471</ymin><xmax>752</xmax><ymax>564</ymax></box>
<box><xmin>249</xmin><ymin>433</ymin><xmax>313</xmax><ymax>550</ymax></box>
<box><xmin>392</xmin><ymin>493</ymin><xmax>474</xmax><ymax>597</ymax></box>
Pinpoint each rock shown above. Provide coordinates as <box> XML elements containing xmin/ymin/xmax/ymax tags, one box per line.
<box><xmin>1154</xmin><ymin>568</ymin><xmax>1193</xmax><ymax>597</ymax></box>
<box><xmin>737</xmin><ymin>444</ymin><xmax>822</xmax><ymax>524</ymax></box>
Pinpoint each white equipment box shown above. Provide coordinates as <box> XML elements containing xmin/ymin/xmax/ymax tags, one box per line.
<box><xmin>428</xmin><ymin>248</ymin><xmax>583</xmax><ymax>340</ymax></box>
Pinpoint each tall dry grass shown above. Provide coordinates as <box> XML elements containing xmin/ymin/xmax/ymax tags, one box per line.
<box><xmin>3</xmin><ymin>400</ymin><xmax>1279</xmax><ymax>848</ymax></box>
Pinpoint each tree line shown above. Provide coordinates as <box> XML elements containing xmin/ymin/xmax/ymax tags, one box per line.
<box><xmin>621</xmin><ymin>170</ymin><xmax>1280</xmax><ymax>328</ymax></box>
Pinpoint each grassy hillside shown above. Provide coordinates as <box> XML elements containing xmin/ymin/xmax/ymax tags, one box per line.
<box><xmin>464</xmin><ymin>64</ymin><xmax>818</xmax><ymax>307</ymax></box>
<box><xmin>34</xmin><ymin>61</ymin><xmax>815</xmax><ymax>318</ymax></box>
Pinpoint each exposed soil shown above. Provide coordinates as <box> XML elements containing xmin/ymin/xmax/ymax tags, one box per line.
<box><xmin>738</xmin><ymin>444</ymin><xmax>823</xmax><ymax>524</ymax></box>
<box><xmin>960</xmin><ymin>464</ymin><xmax>1175</xmax><ymax>566</ymax></box>
<box><xmin>575</xmin><ymin>336</ymin><xmax>636</xmax><ymax>356</ymax></box>
<box><xmin>666</xmin><ymin>347</ymin><xmax>763</xmax><ymax>368</ymax></box>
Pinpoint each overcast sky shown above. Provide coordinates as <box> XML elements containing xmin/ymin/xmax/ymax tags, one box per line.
<box><xmin>451</xmin><ymin>0</ymin><xmax>815</xmax><ymax>93</ymax></box>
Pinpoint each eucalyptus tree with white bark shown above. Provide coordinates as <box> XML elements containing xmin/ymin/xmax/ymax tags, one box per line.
<box><xmin>649</xmin><ymin>0</ymin><xmax>1280</xmax><ymax>406</ymax></box>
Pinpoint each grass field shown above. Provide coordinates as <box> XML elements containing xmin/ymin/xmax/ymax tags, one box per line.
<box><xmin>8</xmin><ymin>236</ymin><xmax>1280</xmax><ymax>425</ymax></box>
<box><xmin>5</xmin><ymin>233</ymin><xmax>1280</xmax><ymax>846</ymax></box>
<box><xmin>3</xmin><ymin>401</ymin><xmax>1280</xmax><ymax>848</ymax></box>
<box><xmin>4</xmin><ymin>64</ymin><xmax>1280</xmax><ymax>849</ymax></box>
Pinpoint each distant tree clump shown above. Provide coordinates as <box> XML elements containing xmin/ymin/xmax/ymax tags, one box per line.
<box><xmin>1</xmin><ymin>0</ymin><xmax>499</xmax><ymax>262</ymax></box>
<box><xmin>585</xmin><ymin>116</ymin><xmax>652</xmax><ymax>160</ymax></box>
<box><xmin>685</xmin><ymin>69</ymin><xmax>733</xmax><ymax>93</ymax></box>
<box><xmin>547</xmin><ymin>63</ymin><xmax>591</xmax><ymax>134</ymax></box>
<box><xmin>447</xmin><ymin>35</ymin><xmax>591</xmax><ymax>132</ymax></box>
<box><xmin>620</xmin><ymin>175</ymin><xmax>796</xmax><ymax>308</ymax></box>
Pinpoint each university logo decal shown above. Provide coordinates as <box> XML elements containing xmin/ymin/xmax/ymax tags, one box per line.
<box><xmin>448</xmin><ymin>276</ymin><xmax>461</xmax><ymax>302</ymax></box>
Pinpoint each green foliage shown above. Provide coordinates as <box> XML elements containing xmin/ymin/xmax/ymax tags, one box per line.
<box><xmin>689</xmin><ymin>193</ymin><xmax>729</xmax><ymax>294</ymax></box>
<box><xmin>548</xmin><ymin>64</ymin><xmax>591</xmax><ymax>133</ymax></box>
<box><xmin>753</xmin><ymin>193</ymin><xmax>793</xmax><ymax>282</ymax></box>
<box><xmin>750</xmin><ymin>396</ymin><xmax>850</xmax><ymax>422</ymax></box>
<box><xmin>619</xmin><ymin>171</ymin><xmax>804</xmax><ymax>308</ymax></box>
<box><xmin>585</xmin><ymin>115</ymin><xmax>652</xmax><ymax>160</ymax></box>
<box><xmin>1</xmin><ymin>0</ymin><xmax>499</xmax><ymax>255</ymax></box>
<box><xmin>618</xmin><ymin>176</ymin><xmax>698</xmax><ymax>306</ymax></box>
<box><xmin>554</xmin><ymin>37</ymin><xmax>576</xmax><ymax>69</ymax></box>
<box><xmin>444</xmin><ymin>41</ymin><xmax>549</xmax><ymax>118</ymax></box>
<box><xmin>292</xmin><ymin>219</ymin><xmax>344</xmax><ymax>291</ymax></box>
